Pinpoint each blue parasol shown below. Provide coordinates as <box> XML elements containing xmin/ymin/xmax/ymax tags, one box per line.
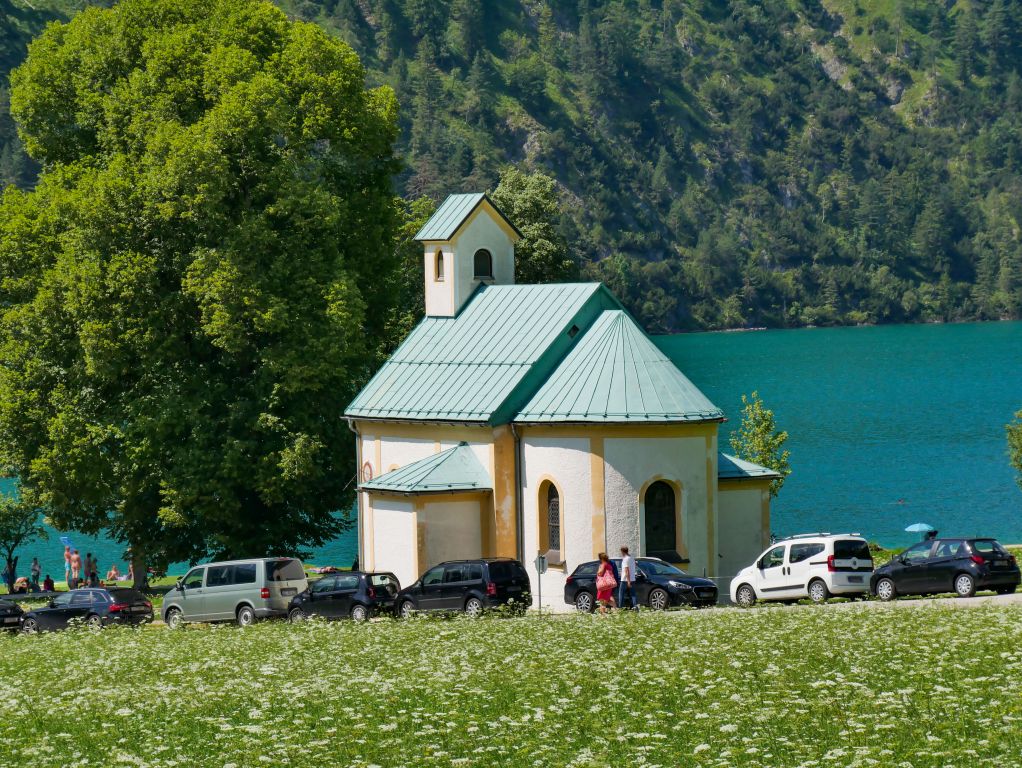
<box><xmin>904</xmin><ymin>523</ymin><xmax>934</xmax><ymax>533</ymax></box>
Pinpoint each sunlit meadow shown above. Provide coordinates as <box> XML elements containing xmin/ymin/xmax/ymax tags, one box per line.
<box><xmin>2</xmin><ymin>605</ymin><xmax>1021</xmax><ymax>767</ymax></box>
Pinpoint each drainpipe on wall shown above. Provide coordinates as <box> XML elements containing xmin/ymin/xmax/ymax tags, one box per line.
<box><xmin>511</xmin><ymin>423</ymin><xmax>524</xmax><ymax>564</ymax></box>
<box><xmin>346</xmin><ymin>418</ymin><xmax>363</xmax><ymax>569</ymax></box>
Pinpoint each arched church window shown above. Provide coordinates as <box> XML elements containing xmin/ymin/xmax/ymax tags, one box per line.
<box><xmin>473</xmin><ymin>249</ymin><xmax>493</xmax><ymax>279</ymax></box>
<box><xmin>435</xmin><ymin>250</ymin><xmax>445</xmax><ymax>281</ymax></box>
<box><xmin>645</xmin><ymin>481</ymin><xmax>684</xmax><ymax>563</ymax></box>
<box><xmin>539</xmin><ymin>481</ymin><xmax>563</xmax><ymax>566</ymax></box>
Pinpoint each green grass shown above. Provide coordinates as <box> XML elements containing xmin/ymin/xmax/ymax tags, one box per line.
<box><xmin>2</xmin><ymin>605</ymin><xmax>1022</xmax><ymax>766</ymax></box>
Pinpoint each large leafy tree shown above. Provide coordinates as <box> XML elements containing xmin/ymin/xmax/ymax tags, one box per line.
<box><xmin>0</xmin><ymin>0</ymin><xmax>400</xmax><ymax>585</ymax></box>
<box><xmin>729</xmin><ymin>391</ymin><xmax>791</xmax><ymax>498</ymax></box>
<box><xmin>1008</xmin><ymin>410</ymin><xmax>1022</xmax><ymax>492</ymax></box>
<box><xmin>0</xmin><ymin>485</ymin><xmax>47</xmax><ymax>593</ymax></box>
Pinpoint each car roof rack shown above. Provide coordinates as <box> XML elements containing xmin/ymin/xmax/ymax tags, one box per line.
<box><xmin>782</xmin><ymin>532</ymin><xmax>863</xmax><ymax>540</ymax></box>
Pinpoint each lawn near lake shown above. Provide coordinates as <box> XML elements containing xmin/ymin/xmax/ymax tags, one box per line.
<box><xmin>2</xmin><ymin>606</ymin><xmax>1021</xmax><ymax>767</ymax></box>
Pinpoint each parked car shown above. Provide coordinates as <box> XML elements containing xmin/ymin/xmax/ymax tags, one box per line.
<box><xmin>871</xmin><ymin>538</ymin><xmax>1020</xmax><ymax>600</ymax></box>
<box><xmin>163</xmin><ymin>557</ymin><xmax>308</xmax><ymax>628</ymax></box>
<box><xmin>288</xmin><ymin>571</ymin><xmax>400</xmax><ymax>622</ymax></box>
<box><xmin>565</xmin><ymin>556</ymin><xmax>717</xmax><ymax>612</ymax></box>
<box><xmin>21</xmin><ymin>588</ymin><xmax>152</xmax><ymax>633</ymax></box>
<box><xmin>0</xmin><ymin>598</ymin><xmax>24</xmax><ymax>632</ymax></box>
<box><xmin>730</xmin><ymin>533</ymin><xmax>873</xmax><ymax>607</ymax></box>
<box><xmin>396</xmin><ymin>558</ymin><xmax>531</xmax><ymax>617</ymax></box>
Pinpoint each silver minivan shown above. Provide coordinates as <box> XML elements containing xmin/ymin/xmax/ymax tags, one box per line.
<box><xmin>162</xmin><ymin>558</ymin><xmax>308</xmax><ymax>628</ymax></box>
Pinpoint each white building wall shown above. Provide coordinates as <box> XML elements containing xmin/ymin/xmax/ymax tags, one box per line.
<box><xmin>603</xmin><ymin>436</ymin><xmax>713</xmax><ymax>577</ymax></box>
<box><xmin>370</xmin><ymin>498</ymin><xmax>416</xmax><ymax>587</ymax></box>
<box><xmin>420</xmin><ymin>499</ymin><xmax>483</xmax><ymax>576</ymax></box>
<box><xmin>521</xmin><ymin>436</ymin><xmax>592</xmax><ymax>610</ymax></box>
<box><xmin>424</xmin><ymin>245</ymin><xmax>454</xmax><ymax>316</ymax></box>
<box><xmin>718</xmin><ymin>484</ymin><xmax>769</xmax><ymax>588</ymax></box>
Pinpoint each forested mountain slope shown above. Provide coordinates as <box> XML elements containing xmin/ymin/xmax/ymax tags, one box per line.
<box><xmin>4</xmin><ymin>0</ymin><xmax>1022</xmax><ymax>331</ymax></box>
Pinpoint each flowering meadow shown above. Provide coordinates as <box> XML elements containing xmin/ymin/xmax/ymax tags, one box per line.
<box><xmin>2</xmin><ymin>605</ymin><xmax>1021</xmax><ymax>767</ymax></box>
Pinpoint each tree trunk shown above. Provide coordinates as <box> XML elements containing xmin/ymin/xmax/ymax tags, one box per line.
<box><xmin>131</xmin><ymin>548</ymin><xmax>147</xmax><ymax>592</ymax></box>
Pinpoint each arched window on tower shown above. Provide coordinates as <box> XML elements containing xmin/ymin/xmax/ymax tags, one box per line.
<box><xmin>644</xmin><ymin>481</ymin><xmax>684</xmax><ymax>563</ymax></box>
<box><xmin>539</xmin><ymin>481</ymin><xmax>563</xmax><ymax>566</ymax></box>
<box><xmin>435</xmin><ymin>250</ymin><xmax>445</xmax><ymax>281</ymax></box>
<box><xmin>473</xmin><ymin>248</ymin><xmax>493</xmax><ymax>279</ymax></box>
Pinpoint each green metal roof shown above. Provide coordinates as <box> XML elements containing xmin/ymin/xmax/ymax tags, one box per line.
<box><xmin>516</xmin><ymin>310</ymin><xmax>723</xmax><ymax>423</ymax></box>
<box><xmin>345</xmin><ymin>283</ymin><xmax>623</xmax><ymax>423</ymax></box>
<box><xmin>717</xmin><ymin>453</ymin><xmax>781</xmax><ymax>480</ymax></box>
<box><xmin>360</xmin><ymin>442</ymin><xmax>491</xmax><ymax>494</ymax></box>
<box><xmin>414</xmin><ymin>193</ymin><xmax>522</xmax><ymax>241</ymax></box>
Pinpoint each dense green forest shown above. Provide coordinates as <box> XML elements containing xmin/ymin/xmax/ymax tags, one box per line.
<box><xmin>4</xmin><ymin>0</ymin><xmax>1022</xmax><ymax>331</ymax></box>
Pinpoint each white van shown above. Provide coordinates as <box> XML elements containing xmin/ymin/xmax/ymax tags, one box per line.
<box><xmin>162</xmin><ymin>557</ymin><xmax>308</xmax><ymax>627</ymax></box>
<box><xmin>729</xmin><ymin>533</ymin><xmax>873</xmax><ymax>606</ymax></box>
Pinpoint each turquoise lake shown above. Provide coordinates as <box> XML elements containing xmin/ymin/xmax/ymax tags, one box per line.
<box><xmin>5</xmin><ymin>320</ymin><xmax>1021</xmax><ymax>580</ymax></box>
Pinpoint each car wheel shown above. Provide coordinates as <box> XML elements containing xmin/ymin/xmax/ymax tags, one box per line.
<box><xmin>86</xmin><ymin>614</ymin><xmax>103</xmax><ymax>630</ymax></box>
<box><xmin>735</xmin><ymin>584</ymin><xmax>756</xmax><ymax>608</ymax></box>
<box><xmin>574</xmin><ymin>591</ymin><xmax>595</xmax><ymax>613</ymax></box>
<box><xmin>996</xmin><ymin>586</ymin><xmax>1017</xmax><ymax>595</ymax></box>
<box><xmin>648</xmin><ymin>588</ymin><xmax>669</xmax><ymax>611</ymax></box>
<box><xmin>236</xmin><ymin>605</ymin><xmax>256</xmax><ymax>627</ymax></box>
<box><xmin>874</xmin><ymin>577</ymin><xmax>896</xmax><ymax>601</ymax></box>
<box><xmin>21</xmin><ymin>617</ymin><xmax>38</xmax><ymax>634</ymax></box>
<box><xmin>464</xmin><ymin>597</ymin><xmax>483</xmax><ymax>617</ymax></box>
<box><xmin>808</xmin><ymin>579</ymin><xmax>830</xmax><ymax>604</ymax></box>
<box><xmin>350</xmin><ymin>604</ymin><xmax>369</xmax><ymax>622</ymax></box>
<box><xmin>165</xmin><ymin>607</ymin><xmax>183</xmax><ymax>630</ymax></box>
<box><xmin>399</xmin><ymin>600</ymin><xmax>415</xmax><ymax>619</ymax></box>
<box><xmin>288</xmin><ymin>608</ymin><xmax>307</xmax><ymax>624</ymax></box>
<box><xmin>954</xmin><ymin>573</ymin><xmax>976</xmax><ymax>598</ymax></box>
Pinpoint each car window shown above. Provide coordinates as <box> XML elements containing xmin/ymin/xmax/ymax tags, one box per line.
<box><xmin>762</xmin><ymin>546</ymin><xmax>786</xmax><ymax>568</ymax></box>
<box><xmin>443</xmin><ymin>565</ymin><xmax>465</xmax><ymax>583</ymax></box>
<box><xmin>110</xmin><ymin>589</ymin><xmax>145</xmax><ymax>604</ymax></box>
<box><xmin>638</xmin><ymin>560</ymin><xmax>685</xmax><ymax>577</ymax></box>
<box><xmin>71</xmin><ymin>592</ymin><xmax>92</xmax><ymax>605</ymax></box>
<box><xmin>833</xmin><ymin>539</ymin><xmax>871</xmax><ymax>560</ymax></box>
<box><xmin>934</xmin><ymin>540</ymin><xmax>965</xmax><ymax>559</ymax></box>
<box><xmin>52</xmin><ymin>592</ymin><xmax>73</xmax><ymax>608</ymax></box>
<box><xmin>970</xmin><ymin>540</ymin><xmax>1007</xmax><ymax>555</ymax></box>
<box><xmin>422</xmin><ymin>567</ymin><xmax>444</xmax><ymax>586</ymax></box>
<box><xmin>266</xmin><ymin>559</ymin><xmax>305</xmax><ymax>582</ymax></box>
<box><xmin>311</xmin><ymin>576</ymin><xmax>336</xmax><ymax>594</ymax></box>
<box><xmin>182</xmin><ymin>569</ymin><xmax>204</xmax><ymax>589</ymax></box>
<box><xmin>206</xmin><ymin>565</ymin><xmax>232</xmax><ymax>587</ymax></box>
<box><xmin>464</xmin><ymin>563</ymin><xmax>483</xmax><ymax>581</ymax></box>
<box><xmin>336</xmin><ymin>574</ymin><xmax>360</xmax><ymax>590</ymax></box>
<box><xmin>901</xmin><ymin>542</ymin><xmax>933</xmax><ymax>563</ymax></box>
<box><xmin>574</xmin><ymin>562</ymin><xmax>599</xmax><ymax>578</ymax></box>
<box><xmin>232</xmin><ymin>563</ymin><xmax>257</xmax><ymax>585</ymax></box>
<box><xmin>789</xmin><ymin>543</ymin><xmax>825</xmax><ymax>563</ymax></box>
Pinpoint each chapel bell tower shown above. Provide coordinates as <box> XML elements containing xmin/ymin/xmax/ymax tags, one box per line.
<box><xmin>415</xmin><ymin>193</ymin><xmax>522</xmax><ymax>317</ymax></box>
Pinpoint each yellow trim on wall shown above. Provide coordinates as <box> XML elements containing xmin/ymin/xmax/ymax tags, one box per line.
<box><xmin>536</xmin><ymin>475</ymin><xmax>566</xmax><ymax>568</ymax></box>
<box><xmin>705</xmin><ymin>434</ymin><xmax>717</xmax><ymax>578</ymax></box>
<box><xmin>355</xmin><ymin>421</ymin><xmax>493</xmax><ymax>441</ymax></box>
<box><xmin>761</xmin><ymin>489</ymin><xmax>771</xmax><ymax>551</ymax></box>
<box><xmin>492</xmin><ymin>426</ymin><xmax>518</xmax><ymax>558</ymax></box>
<box><xmin>637</xmin><ymin>476</ymin><xmax>686</xmax><ymax>562</ymax></box>
<box><xmin>590</xmin><ymin>437</ymin><xmax>606</xmax><ymax>558</ymax></box>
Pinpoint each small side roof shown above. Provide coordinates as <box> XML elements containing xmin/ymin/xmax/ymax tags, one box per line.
<box><xmin>360</xmin><ymin>443</ymin><xmax>492</xmax><ymax>494</ymax></box>
<box><xmin>415</xmin><ymin>193</ymin><xmax>522</xmax><ymax>241</ymax></box>
<box><xmin>717</xmin><ymin>453</ymin><xmax>781</xmax><ymax>480</ymax></box>
<box><xmin>515</xmin><ymin>310</ymin><xmax>723</xmax><ymax>423</ymax></box>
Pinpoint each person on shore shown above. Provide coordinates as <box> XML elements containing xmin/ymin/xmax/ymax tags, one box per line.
<box><xmin>618</xmin><ymin>546</ymin><xmax>638</xmax><ymax>611</ymax></box>
<box><xmin>70</xmin><ymin>550</ymin><xmax>82</xmax><ymax>588</ymax></box>
<box><xmin>64</xmin><ymin>546</ymin><xmax>71</xmax><ymax>588</ymax></box>
<box><xmin>595</xmin><ymin>552</ymin><xmax>618</xmax><ymax>614</ymax></box>
<box><xmin>89</xmin><ymin>563</ymin><xmax>100</xmax><ymax>588</ymax></box>
<box><xmin>126</xmin><ymin>562</ymin><xmax>134</xmax><ymax>585</ymax></box>
<box><xmin>30</xmin><ymin>557</ymin><xmax>41</xmax><ymax>591</ymax></box>
<box><xmin>106</xmin><ymin>564</ymin><xmax>122</xmax><ymax>582</ymax></box>
<box><xmin>42</xmin><ymin>575</ymin><xmax>54</xmax><ymax>592</ymax></box>
<box><xmin>84</xmin><ymin>553</ymin><xmax>93</xmax><ymax>584</ymax></box>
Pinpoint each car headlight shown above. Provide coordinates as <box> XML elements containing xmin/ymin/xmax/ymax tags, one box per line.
<box><xmin>668</xmin><ymin>580</ymin><xmax>693</xmax><ymax>590</ymax></box>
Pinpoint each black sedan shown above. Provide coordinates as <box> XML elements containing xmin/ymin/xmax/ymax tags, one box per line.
<box><xmin>288</xmin><ymin>571</ymin><xmax>400</xmax><ymax>622</ymax></box>
<box><xmin>872</xmin><ymin>538</ymin><xmax>1021</xmax><ymax>600</ymax></box>
<box><xmin>21</xmin><ymin>588</ymin><xmax>153</xmax><ymax>632</ymax></box>
<box><xmin>0</xmin><ymin>599</ymin><xmax>24</xmax><ymax>632</ymax></box>
<box><xmin>565</xmin><ymin>557</ymin><xmax>718</xmax><ymax>612</ymax></box>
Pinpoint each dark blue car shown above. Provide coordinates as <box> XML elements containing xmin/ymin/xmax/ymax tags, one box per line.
<box><xmin>871</xmin><ymin>538</ymin><xmax>1020</xmax><ymax>600</ymax></box>
<box><xmin>21</xmin><ymin>588</ymin><xmax>152</xmax><ymax>633</ymax></box>
<box><xmin>565</xmin><ymin>557</ymin><xmax>718</xmax><ymax>612</ymax></box>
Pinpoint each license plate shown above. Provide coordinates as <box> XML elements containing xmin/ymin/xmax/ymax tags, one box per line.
<box><xmin>507</xmin><ymin>586</ymin><xmax>521</xmax><ymax>592</ymax></box>
<box><xmin>132</xmin><ymin>607</ymin><xmax>148</xmax><ymax>613</ymax></box>
<box><xmin>281</xmin><ymin>588</ymin><xmax>297</xmax><ymax>597</ymax></box>
<box><xmin>848</xmin><ymin>576</ymin><xmax>863</xmax><ymax>584</ymax></box>
<box><xmin>3</xmin><ymin>617</ymin><xmax>19</xmax><ymax>624</ymax></box>
<box><xmin>995</xmin><ymin>560</ymin><xmax>1007</xmax><ymax>567</ymax></box>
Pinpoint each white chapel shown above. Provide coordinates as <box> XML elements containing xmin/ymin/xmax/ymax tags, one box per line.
<box><xmin>344</xmin><ymin>193</ymin><xmax>778</xmax><ymax>607</ymax></box>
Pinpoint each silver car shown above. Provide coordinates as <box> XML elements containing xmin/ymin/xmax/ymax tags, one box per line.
<box><xmin>162</xmin><ymin>558</ymin><xmax>308</xmax><ymax>628</ymax></box>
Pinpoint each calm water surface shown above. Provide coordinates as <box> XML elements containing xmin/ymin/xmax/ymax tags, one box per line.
<box><xmin>6</xmin><ymin>321</ymin><xmax>1021</xmax><ymax>580</ymax></box>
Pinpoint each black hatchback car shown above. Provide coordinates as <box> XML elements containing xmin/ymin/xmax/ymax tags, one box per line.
<box><xmin>565</xmin><ymin>557</ymin><xmax>718</xmax><ymax>612</ymax></box>
<box><xmin>396</xmin><ymin>558</ymin><xmax>532</xmax><ymax>617</ymax></box>
<box><xmin>288</xmin><ymin>571</ymin><xmax>400</xmax><ymax>622</ymax></box>
<box><xmin>564</xmin><ymin>560</ymin><xmax>715</xmax><ymax>613</ymax></box>
<box><xmin>871</xmin><ymin>538</ymin><xmax>1020</xmax><ymax>600</ymax></box>
<box><xmin>21</xmin><ymin>588</ymin><xmax>153</xmax><ymax>632</ymax></box>
<box><xmin>0</xmin><ymin>599</ymin><xmax>24</xmax><ymax>632</ymax></box>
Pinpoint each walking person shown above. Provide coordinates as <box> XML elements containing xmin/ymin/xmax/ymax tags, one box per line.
<box><xmin>30</xmin><ymin>557</ymin><xmax>41</xmax><ymax>592</ymax></box>
<box><xmin>70</xmin><ymin>549</ymin><xmax>81</xmax><ymax>589</ymax></box>
<box><xmin>595</xmin><ymin>553</ymin><xmax>618</xmax><ymax>614</ymax></box>
<box><xmin>63</xmin><ymin>546</ymin><xmax>72</xmax><ymax>588</ymax></box>
<box><xmin>618</xmin><ymin>546</ymin><xmax>638</xmax><ymax>610</ymax></box>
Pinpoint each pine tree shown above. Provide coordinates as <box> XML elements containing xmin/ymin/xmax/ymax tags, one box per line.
<box><xmin>954</xmin><ymin>9</ymin><xmax>979</xmax><ymax>82</ymax></box>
